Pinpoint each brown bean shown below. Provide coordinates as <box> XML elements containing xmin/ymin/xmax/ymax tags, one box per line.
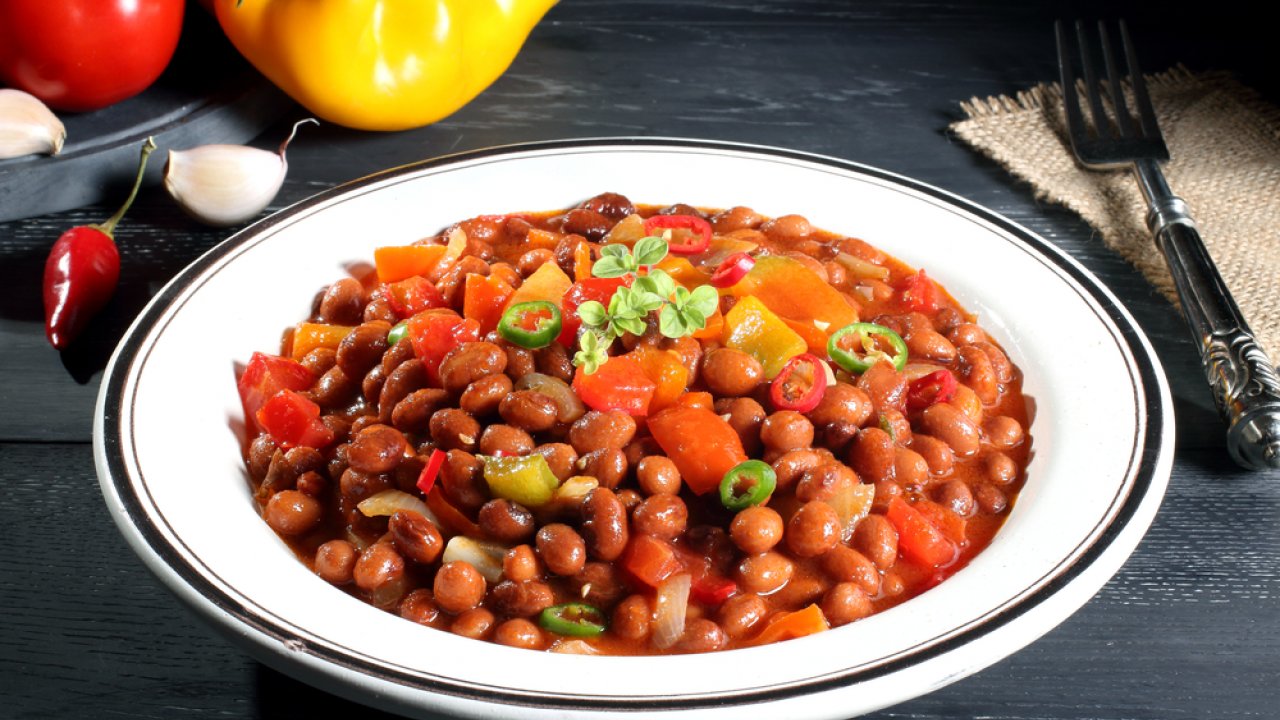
<box><xmin>909</xmin><ymin>434</ymin><xmax>955</xmax><ymax>476</ymax></box>
<box><xmin>772</xmin><ymin>448</ymin><xmax>825</xmax><ymax>489</ymax></box>
<box><xmin>489</xmin><ymin>262</ymin><xmax>521</xmax><ymax>289</ymax></box>
<box><xmin>315</xmin><ymin>539</ymin><xmax>356</xmax><ymax>584</ymax></box>
<box><xmin>534</xmin><ymin>342</ymin><xmax>574</xmax><ymax>381</ymax></box>
<box><xmin>450</xmin><ymin>607</ymin><xmax>494</xmax><ymax>639</ymax></box>
<box><xmin>936</xmin><ymin>479</ymin><xmax>976</xmax><ymax>518</ymax></box>
<box><xmin>821</xmin><ymin>545</ymin><xmax>881</xmax><ymax>596</ymax></box>
<box><xmin>380</xmin><ymin>333</ymin><xmax>416</xmax><ymax>374</ymax></box>
<box><xmin>894</xmin><ymin>446</ymin><xmax>929</xmax><ymax>490</ymax></box>
<box><xmin>632</xmin><ymin>494</ymin><xmax>688</xmax><ymax>540</ymax></box>
<box><xmin>339</xmin><ymin>468</ymin><xmax>390</xmax><ymax>506</ymax></box>
<box><xmin>490</xmin><ymin>579</ymin><xmax>555</xmax><ymax>617</ymax></box>
<box><xmin>336</xmin><ymin>321</ymin><xmax>391</xmax><ymax>380</ymax></box>
<box><xmin>429</xmin><ymin>408</ymin><xmax>480</xmax><ymax>452</ymax></box>
<box><xmin>871</xmin><ymin>479</ymin><xmax>902</xmax><ymax>513</ymax></box>
<box><xmin>718</xmin><ymin>397</ymin><xmax>766</xmax><ymax>455</ymax></box>
<box><xmin>807</xmin><ymin>383</ymin><xmax>873</xmax><ymax>428</ymax></box>
<box><xmin>983</xmin><ymin>415</ymin><xmax>1025</xmax><ymax>450</ymax></box>
<box><xmin>973</xmin><ymin>341</ymin><xmax>1015</xmax><ymax>383</ymax></box>
<box><xmin>677</xmin><ymin>619</ymin><xmax>728</xmax><ymax>653</ymax></box>
<box><xmin>985</xmin><ymin>452</ymin><xmax>1019</xmax><ymax>486</ymax></box>
<box><xmin>439</xmin><ymin>342</ymin><xmax>507</xmax><ymax>394</ymax></box>
<box><xmin>247</xmin><ymin>435</ymin><xmax>277</xmax><ymax>482</ymax></box>
<box><xmin>822</xmin><ymin>582</ymin><xmax>874</xmax><ymax>627</ymax></box>
<box><xmin>847</xmin><ymin>427</ymin><xmax>895</xmax><ymax>483</ymax></box>
<box><xmin>536</xmin><ymin>524</ymin><xmax>587</xmax><ymax>576</ymax></box>
<box><xmin>562</xmin><ymin>207</ymin><xmax>612</xmax><ymax>242</ymax></box>
<box><xmin>957</xmin><ymin>345</ymin><xmax>999</xmax><ymax>405</ymax></box>
<box><xmin>852</xmin><ymin>514</ymin><xmax>899</xmax><ymax>570</ymax></box>
<box><xmin>761</xmin><ymin>214</ymin><xmax>812</xmax><ymax>243</ymax></box>
<box><xmin>264</xmin><ymin>490</ymin><xmax>321</xmax><ymax>535</ymax></box>
<box><xmin>947</xmin><ymin>322</ymin><xmax>987</xmax><ymax>347</ymax></box>
<box><xmin>702</xmin><ymin>348</ymin><xmax>764</xmax><ymax>397</ymax></box>
<box><xmin>856</xmin><ymin>361</ymin><xmax>907</xmax><ymax>416</ymax></box>
<box><xmin>577</xmin><ymin>447</ymin><xmax>628</xmax><ymax>489</ymax></box>
<box><xmin>719</xmin><ymin>593</ymin><xmax>768</xmax><ymax>639</ymax></box>
<box><xmin>786</xmin><ymin>501</ymin><xmax>841</xmax><ymax>558</ymax></box>
<box><xmin>568</xmin><ymin>410</ymin><xmax>637</xmax><ymax>454</ymax></box>
<box><xmin>399</xmin><ymin>589</ymin><xmax>442</xmax><ymax>627</ymax></box>
<box><xmin>570</xmin><ymin>562</ymin><xmax>627</xmax><ymax>607</ymax></box>
<box><xmin>503</xmin><ymin>544</ymin><xmax>540</xmax><ymax>583</ymax></box>
<box><xmin>660</xmin><ymin>335</ymin><xmax>703</xmax><ymax>384</ymax></box>
<box><xmin>300</xmin><ymin>347</ymin><xmax>337</xmax><ymax>376</ymax></box>
<box><xmin>354</xmin><ymin>542</ymin><xmax>405</xmax><ymax>593</ymax></box>
<box><xmin>479</xmin><ymin>424</ymin><xmax>535</xmax><ymax>457</ymax></box>
<box><xmin>919</xmin><ymin>403</ymin><xmax>981</xmax><ymax>457</ymax></box>
<box><xmin>580</xmin><ymin>192</ymin><xmax>636</xmax><ymax>221</ymax></box>
<box><xmin>736</xmin><ymin>551</ymin><xmax>794</xmax><ymax>594</ymax></box>
<box><xmin>503</xmin><ymin>343</ymin><xmax>537</xmax><ymax>380</ymax></box>
<box><xmin>581</xmin><ymin>488</ymin><xmax>629</xmax><ymax>560</ymax></box>
<box><xmin>879</xmin><ymin>408</ymin><xmax>913</xmax><ymax>445</ymax></box>
<box><xmin>440</xmin><ymin>449</ymin><xmax>486</xmax><ymax>511</ymax></box>
<box><xmin>906</xmin><ymin>329</ymin><xmax>957</xmax><ymax>363</ymax></box>
<box><xmin>478</xmin><ymin>499</ymin><xmax>536</xmax><ymax>543</ymax></box>
<box><xmin>391</xmin><ymin>388</ymin><xmax>450</xmax><ymax>434</ymax></box>
<box><xmin>348</xmin><ymin>424</ymin><xmax>408</xmax><ymax>474</ymax></box>
<box><xmin>360</xmin><ymin>364</ymin><xmax>387</xmax><ymax>405</ymax></box>
<box><xmin>711</xmin><ymin>206</ymin><xmax>765</xmax><ymax>233</ymax></box>
<box><xmin>434</xmin><ymin>561</ymin><xmax>486</xmax><ymax>614</ymax></box>
<box><xmin>458</xmin><ymin>373</ymin><xmax>512</xmax><ymax>418</ymax></box>
<box><xmin>362</xmin><ymin>292</ymin><xmax>398</xmax><ymax>324</ymax></box>
<box><xmin>499</xmin><ymin>390</ymin><xmax>559</xmax><ymax>432</ymax></box>
<box><xmin>974</xmin><ymin>483</ymin><xmax>1009</xmax><ymax>514</ymax></box>
<box><xmin>310</xmin><ymin>365</ymin><xmax>356</xmax><ymax>409</ymax></box>
<box><xmin>388</xmin><ymin>510</ymin><xmax>444</xmax><ymax>564</ymax></box>
<box><xmin>729</xmin><ymin>506</ymin><xmax>784</xmax><ymax>554</ymax></box>
<box><xmin>378</xmin><ymin>359</ymin><xmax>429</xmax><ymax>423</ymax></box>
<box><xmin>318</xmin><ymin>277</ymin><xmax>365</xmax><ymax>325</ymax></box>
<box><xmin>438</xmin><ymin>256</ymin><xmax>489</xmax><ymax>307</ymax></box>
<box><xmin>533</xmin><ymin>443</ymin><xmax>578</xmax><ymax>481</ymax></box>
<box><xmin>612</xmin><ymin>594</ymin><xmax>651</xmax><ymax>641</ymax></box>
<box><xmin>636</xmin><ymin>456</ymin><xmax>682</xmax><ymax>495</ymax></box>
<box><xmin>493</xmin><ymin>618</ymin><xmax>544</xmax><ymax>650</ymax></box>
<box><xmin>516</xmin><ymin>248</ymin><xmax>555</xmax><ymax>276</ymax></box>
<box><xmin>760</xmin><ymin>410</ymin><xmax>815</xmax><ymax>452</ymax></box>
<box><xmin>796</xmin><ymin>463</ymin><xmax>858</xmax><ymax>503</ymax></box>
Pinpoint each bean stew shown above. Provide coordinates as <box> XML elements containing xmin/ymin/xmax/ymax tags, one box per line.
<box><xmin>237</xmin><ymin>192</ymin><xmax>1031</xmax><ymax>655</ymax></box>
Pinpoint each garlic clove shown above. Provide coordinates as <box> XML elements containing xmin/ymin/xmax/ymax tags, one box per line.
<box><xmin>0</xmin><ymin>88</ymin><xmax>66</xmax><ymax>160</ymax></box>
<box><xmin>164</xmin><ymin>118</ymin><xmax>317</xmax><ymax>227</ymax></box>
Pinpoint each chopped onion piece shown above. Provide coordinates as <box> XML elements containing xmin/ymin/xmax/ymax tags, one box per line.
<box><xmin>357</xmin><ymin>489</ymin><xmax>442</xmax><ymax>527</ymax></box>
<box><xmin>903</xmin><ymin>362</ymin><xmax>945</xmax><ymax>383</ymax></box>
<box><xmin>820</xmin><ymin>358</ymin><xmax>838</xmax><ymax>387</ymax></box>
<box><xmin>853</xmin><ymin>284</ymin><xmax>875</xmax><ymax>301</ymax></box>
<box><xmin>603</xmin><ymin>214</ymin><xmax>646</xmax><ymax>245</ymax></box>
<box><xmin>830</xmin><ymin>483</ymin><xmax>876</xmax><ymax>542</ymax></box>
<box><xmin>652</xmin><ymin>573</ymin><xmax>692</xmax><ymax>650</ymax></box>
<box><xmin>442</xmin><ymin>536</ymin><xmax>507</xmax><ymax>584</ymax></box>
<box><xmin>835</xmin><ymin>252</ymin><xmax>891</xmax><ymax>281</ymax></box>
<box><xmin>550</xmin><ymin>639</ymin><xmax>600</xmax><ymax>655</ymax></box>
<box><xmin>554</xmin><ymin>475</ymin><xmax>599</xmax><ymax>503</ymax></box>
<box><xmin>515</xmin><ymin>372</ymin><xmax>587</xmax><ymax>423</ymax></box>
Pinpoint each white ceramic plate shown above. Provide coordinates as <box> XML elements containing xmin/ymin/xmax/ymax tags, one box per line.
<box><xmin>95</xmin><ymin>138</ymin><xmax>1174</xmax><ymax>719</ymax></box>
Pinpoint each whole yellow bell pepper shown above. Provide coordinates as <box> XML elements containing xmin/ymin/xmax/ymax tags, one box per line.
<box><xmin>214</xmin><ymin>0</ymin><xmax>557</xmax><ymax>131</ymax></box>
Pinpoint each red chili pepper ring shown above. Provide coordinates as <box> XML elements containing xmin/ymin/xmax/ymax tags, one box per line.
<box><xmin>643</xmin><ymin>214</ymin><xmax>712</xmax><ymax>255</ymax></box>
<box><xmin>770</xmin><ymin>353</ymin><xmax>829</xmax><ymax>413</ymax></box>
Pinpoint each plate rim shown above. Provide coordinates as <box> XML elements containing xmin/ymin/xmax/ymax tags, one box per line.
<box><xmin>94</xmin><ymin>136</ymin><xmax>1174</xmax><ymax>714</ymax></box>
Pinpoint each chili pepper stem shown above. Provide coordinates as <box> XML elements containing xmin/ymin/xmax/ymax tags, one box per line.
<box><xmin>95</xmin><ymin>137</ymin><xmax>157</xmax><ymax>237</ymax></box>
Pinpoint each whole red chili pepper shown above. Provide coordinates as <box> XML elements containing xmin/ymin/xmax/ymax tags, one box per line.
<box><xmin>42</xmin><ymin>137</ymin><xmax>155</xmax><ymax>349</ymax></box>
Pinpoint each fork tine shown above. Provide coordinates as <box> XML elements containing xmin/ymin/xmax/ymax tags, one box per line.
<box><xmin>1074</xmin><ymin>21</ymin><xmax>1111</xmax><ymax>137</ymax></box>
<box><xmin>1055</xmin><ymin>21</ymin><xmax>1090</xmax><ymax>149</ymax></box>
<box><xmin>1097</xmin><ymin>21</ymin><xmax>1136</xmax><ymax>138</ymax></box>
<box><xmin>1119</xmin><ymin>20</ymin><xmax>1163</xmax><ymax>141</ymax></box>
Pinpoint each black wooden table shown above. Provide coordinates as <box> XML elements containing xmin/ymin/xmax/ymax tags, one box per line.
<box><xmin>3</xmin><ymin>2</ymin><xmax>1277</xmax><ymax>718</ymax></box>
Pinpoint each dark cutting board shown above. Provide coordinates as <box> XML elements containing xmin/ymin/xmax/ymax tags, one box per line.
<box><xmin>0</xmin><ymin>6</ymin><xmax>294</xmax><ymax>222</ymax></box>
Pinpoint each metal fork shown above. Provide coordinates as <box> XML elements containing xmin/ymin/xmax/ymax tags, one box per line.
<box><xmin>1056</xmin><ymin>20</ymin><xmax>1280</xmax><ymax>470</ymax></box>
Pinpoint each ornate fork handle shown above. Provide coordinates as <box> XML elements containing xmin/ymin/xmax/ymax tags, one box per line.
<box><xmin>1138</xmin><ymin>159</ymin><xmax>1280</xmax><ymax>469</ymax></box>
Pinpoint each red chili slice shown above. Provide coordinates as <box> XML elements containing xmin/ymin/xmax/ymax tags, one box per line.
<box><xmin>906</xmin><ymin>369</ymin><xmax>958</xmax><ymax>411</ymax></box>
<box><xmin>643</xmin><ymin>214</ymin><xmax>712</xmax><ymax>255</ymax></box>
<box><xmin>416</xmin><ymin>448</ymin><xmax>447</xmax><ymax>495</ymax></box>
<box><xmin>769</xmin><ymin>353</ymin><xmax>828</xmax><ymax>413</ymax></box>
<box><xmin>709</xmin><ymin>252</ymin><xmax>755</xmax><ymax>288</ymax></box>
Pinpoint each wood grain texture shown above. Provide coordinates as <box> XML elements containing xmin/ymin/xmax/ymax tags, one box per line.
<box><xmin>0</xmin><ymin>1</ymin><xmax>1277</xmax><ymax>717</ymax></box>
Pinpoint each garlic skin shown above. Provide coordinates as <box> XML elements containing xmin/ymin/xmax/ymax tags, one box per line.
<box><xmin>0</xmin><ymin>88</ymin><xmax>66</xmax><ymax>159</ymax></box>
<box><xmin>164</xmin><ymin>118</ymin><xmax>316</xmax><ymax>227</ymax></box>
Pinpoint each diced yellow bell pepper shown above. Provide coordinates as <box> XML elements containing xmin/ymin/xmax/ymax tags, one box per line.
<box><xmin>721</xmin><ymin>295</ymin><xmax>807</xmax><ymax>378</ymax></box>
<box><xmin>505</xmin><ymin>259</ymin><xmax>572</xmax><ymax>310</ymax></box>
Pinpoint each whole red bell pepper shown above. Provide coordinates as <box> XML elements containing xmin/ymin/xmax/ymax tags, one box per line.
<box><xmin>42</xmin><ymin>138</ymin><xmax>155</xmax><ymax>350</ymax></box>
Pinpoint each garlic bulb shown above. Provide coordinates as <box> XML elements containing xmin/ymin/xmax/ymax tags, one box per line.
<box><xmin>0</xmin><ymin>89</ymin><xmax>66</xmax><ymax>159</ymax></box>
<box><xmin>164</xmin><ymin>118</ymin><xmax>317</xmax><ymax>226</ymax></box>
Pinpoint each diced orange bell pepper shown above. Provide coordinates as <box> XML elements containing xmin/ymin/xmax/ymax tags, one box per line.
<box><xmin>729</xmin><ymin>255</ymin><xmax>857</xmax><ymax>332</ymax></box>
<box><xmin>523</xmin><ymin>227</ymin><xmax>564</xmax><ymax>251</ymax></box>
<box><xmin>290</xmin><ymin>322</ymin><xmax>354</xmax><ymax>360</ymax></box>
<box><xmin>647</xmin><ymin>406</ymin><xmax>748</xmax><ymax>495</ymax></box>
<box><xmin>721</xmin><ymin>295</ymin><xmax>807</xmax><ymax>379</ymax></box>
<box><xmin>654</xmin><ymin>255</ymin><xmax>711</xmax><ymax>288</ymax></box>
<box><xmin>673</xmin><ymin>391</ymin><xmax>714</xmax><ymax>412</ymax></box>
<box><xmin>782</xmin><ymin>316</ymin><xmax>830</xmax><ymax>355</ymax></box>
<box><xmin>505</xmin><ymin>259</ymin><xmax>572</xmax><ymax>310</ymax></box>
<box><xmin>913</xmin><ymin>498</ymin><xmax>968</xmax><ymax>545</ymax></box>
<box><xmin>691</xmin><ymin>302</ymin><xmax>724</xmax><ymax>340</ymax></box>
<box><xmin>621</xmin><ymin>535</ymin><xmax>683</xmax><ymax>588</ymax></box>
<box><xmin>746</xmin><ymin>604</ymin><xmax>830</xmax><ymax>646</ymax></box>
<box><xmin>573</xmin><ymin>242</ymin><xmax>593</xmax><ymax>281</ymax></box>
<box><xmin>463</xmin><ymin>273</ymin><xmax>515</xmax><ymax>336</ymax></box>
<box><xmin>373</xmin><ymin>244</ymin><xmax>446</xmax><ymax>283</ymax></box>
<box><xmin>629</xmin><ymin>345</ymin><xmax>689</xmax><ymax>412</ymax></box>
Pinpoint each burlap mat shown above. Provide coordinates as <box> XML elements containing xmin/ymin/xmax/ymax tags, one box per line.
<box><xmin>951</xmin><ymin>66</ymin><xmax>1280</xmax><ymax>361</ymax></box>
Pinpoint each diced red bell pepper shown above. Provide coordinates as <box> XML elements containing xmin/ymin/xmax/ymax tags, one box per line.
<box><xmin>621</xmin><ymin>535</ymin><xmax>683</xmax><ymax>588</ymax></box>
<box><xmin>629</xmin><ymin>345</ymin><xmax>689</xmax><ymax>413</ymax></box>
<box><xmin>647</xmin><ymin>406</ymin><xmax>748</xmax><ymax>495</ymax></box>
<box><xmin>385</xmin><ymin>276</ymin><xmax>445</xmax><ymax>318</ymax></box>
<box><xmin>913</xmin><ymin>498</ymin><xmax>968</xmax><ymax>545</ymax></box>
<box><xmin>557</xmin><ymin>276</ymin><xmax>629</xmax><ymax>347</ymax></box>
<box><xmin>572</xmin><ymin>355</ymin><xmax>657</xmax><ymax>417</ymax></box>
<box><xmin>906</xmin><ymin>369</ymin><xmax>958</xmax><ymax>412</ymax></box>
<box><xmin>463</xmin><ymin>273</ymin><xmax>515</xmax><ymax>336</ymax></box>
<box><xmin>406</xmin><ymin>310</ymin><xmax>481</xmax><ymax>383</ymax></box>
<box><xmin>897</xmin><ymin>268</ymin><xmax>940</xmax><ymax>314</ymax></box>
<box><xmin>886</xmin><ymin>496</ymin><xmax>958</xmax><ymax>568</ymax></box>
<box><xmin>255</xmin><ymin>389</ymin><xmax>334</xmax><ymax>450</ymax></box>
<box><xmin>374</xmin><ymin>244</ymin><xmax>446</xmax><ymax>283</ymax></box>
<box><xmin>237</xmin><ymin>352</ymin><xmax>314</xmax><ymax>430</ymax></box>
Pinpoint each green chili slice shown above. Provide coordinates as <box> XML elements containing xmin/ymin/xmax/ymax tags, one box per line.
<box><xmin>827</xmin><ymin>322</ymin><xmax>908</xmax><ymax>373</ymax></box>
<box><xmin>386</xmin><ymin>320</ymin><xmax>409</xmax><ymax>345</ymax></box>
<box><xmin>498</xmin><ymin>300</ymin><xmax>562</xmax><ymax>349</ymax></box>
<box><xmin>539</xmin><ymin>602</ymin><xmax>608</xmax><ymax>637</ymax></box>
<box><xmin>719</xmin><ymin>459</ymin><xmax>777</xmax><ymax>511</ymax></box>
